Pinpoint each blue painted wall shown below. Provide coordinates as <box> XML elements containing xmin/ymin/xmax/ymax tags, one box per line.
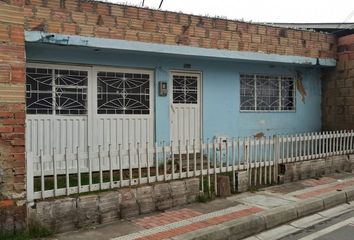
<box><xmin>26</xmin><ymin>43</ymin><xmax>322</xmax><ymax>143</ymax></box>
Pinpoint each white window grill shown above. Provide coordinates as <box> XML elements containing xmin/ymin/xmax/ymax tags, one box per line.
<box><xmin>97</xmin><ymin>71</ymin><xmax>150</xmax><ymax>114</ymax></box>
<box><xmin>240</xmin><ymin>74</ymin><xmax>295</xmax><ymax>112</ymax></box>
<box><xmin>26</xmin><ymin>67</ymin><xmax>88</xmax><ymax>115</ymax></box>
<box><xmin>172</xmin><ymin>75</ymin><xmax>198</xmax><ymax>104</ymax></box>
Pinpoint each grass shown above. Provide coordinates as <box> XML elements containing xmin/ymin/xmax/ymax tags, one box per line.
<box><xmin>34</xmin><ymin>171</ymin><xmax>118</xmax><ymax>192</ymax></box>
<box><xmin>0</xmin><ymin>220</ymin><xmax>53</xmax><ymax>240</ymax></box>
<box><xmin>197</xmin><ymin>176</ymin><xmax>216</xmax><ymax>202</ymax></box>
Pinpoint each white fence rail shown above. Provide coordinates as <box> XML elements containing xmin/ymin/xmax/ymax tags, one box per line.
<box><xmin>26</xmin><ymin>130</ymin><xmax>354</xmax><ymax>201</ymax></box>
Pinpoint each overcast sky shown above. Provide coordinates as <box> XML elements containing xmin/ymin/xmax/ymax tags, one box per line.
<box><xmin>107</xmin><ymin>0</ymin><xmax>354</xmax><ymax>23</ymax></box>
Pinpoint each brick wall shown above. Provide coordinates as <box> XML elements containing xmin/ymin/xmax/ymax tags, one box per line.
<box><xmin>322</xmin><ymin>34</ymin><xmax>354</xmax><ymax>130</ymax></box>
<box><xmin>22</xmin><ymin>0</ymin><xmax>336</xmax><ymax>59</ymax></box>
<box><xmin>0</xmin><ymin>0</ymin><xmax>26</xmax><ymax>233</ymax></box>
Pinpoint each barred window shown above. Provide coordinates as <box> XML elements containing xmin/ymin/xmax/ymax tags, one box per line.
<box><xmin>173</xmin><ymin>75</ymin><xmax>198</xmax><ymax>104</ymax></box>
<box><xmin>240</xmin><ymin>74</ymin><xmax>295</xmax><ymax>111</ymax></box>
<box><xmin>26</xmin><ymin>67</ymin><xmax>88</xmax><ymax>115</ymax></box>
<box><xmin>97</xmin><ymin>71</ymin><xmax>150</xmax><ymax>114</ymax></box>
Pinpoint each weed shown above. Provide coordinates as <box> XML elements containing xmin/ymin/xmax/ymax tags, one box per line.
<box><xmin>0</xmin><ymin>220</ymin><xmax>53</xmax><ymax>240</ymax></box>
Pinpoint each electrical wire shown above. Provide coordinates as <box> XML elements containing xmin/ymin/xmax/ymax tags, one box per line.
<box><xmin>158</xmin><ymin>0</ymin><xmax>164</xmax><ymax>9</ymax></box>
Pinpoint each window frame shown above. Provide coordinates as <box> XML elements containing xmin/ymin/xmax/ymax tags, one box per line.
<box><xmin>239</xmin><ymin>73</ymin><xmax>296</xmax><ymax>113</ymax></box>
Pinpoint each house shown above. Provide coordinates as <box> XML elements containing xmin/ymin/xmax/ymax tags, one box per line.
<box><xmin>0</xmin><ymin>0</ymin><xmax>353</xmax><ymax>233</ymax></box>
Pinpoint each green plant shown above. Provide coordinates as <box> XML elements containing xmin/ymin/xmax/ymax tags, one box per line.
<box><xmin>0</xmin><ymin>220</ymin><xmax>54</xmax><ymax>240</ymax></box>
<box><xmin>197</xmin><ymin>177</ymin><xmax>216</xmax><ymax>202</ymax></box>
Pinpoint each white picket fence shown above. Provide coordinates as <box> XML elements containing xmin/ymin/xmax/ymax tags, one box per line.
<box><xmin>26</xmin><ymin>130</ymin><xmax>354</xmax><ymax>201</ymax></box>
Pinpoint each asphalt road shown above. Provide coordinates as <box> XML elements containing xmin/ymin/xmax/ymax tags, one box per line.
<box><xmin>279</xmin><ymin>209</ymin><xmax>354</xmax><ymax>240</ymax></box>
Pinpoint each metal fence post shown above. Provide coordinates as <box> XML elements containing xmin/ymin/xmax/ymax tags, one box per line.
<box><xmin>26</xmin><ymin>152</ymin><xmax>34</xmax><ymax>204</ymax></box>
<box><xmin>273</xmin><ymin>135</ymin><xmax>280</xmax><ymax>184</ymax></box>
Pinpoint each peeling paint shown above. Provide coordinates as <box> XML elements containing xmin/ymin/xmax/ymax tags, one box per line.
<box><xmin>254</xmin><ymin>132</ymin><xmax>265</xmax><ymax>139</ymax></box>
<box><xmin>296</xmin><ymin>71</ymin><xmax>307</xmax><ymax>103</ymax></box>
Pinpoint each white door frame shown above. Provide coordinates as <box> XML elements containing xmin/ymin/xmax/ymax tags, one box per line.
<box><xmin>169</xmin><ymin>70</ymin><xmax>203</xmax><ymax>145</ymax></box>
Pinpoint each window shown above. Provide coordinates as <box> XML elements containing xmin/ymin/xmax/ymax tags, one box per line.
<box><xmin>26</xmin><ymin>67</ymin><xmax>88</xmax><ymax>115</ymax></box>
<box><xmin>240</xmin><ymin>74</ymin><xmax>295</xmax><ymax>111</ymax></box>
<box><xmin>97</xmin><ymin>71</ymin><xmax>150</xmax><ymax>114</ymax></box>
<box><xmin>172</xmin><ymin>75</ymin><xmax>198</xmax><ymax>104</ymax></box>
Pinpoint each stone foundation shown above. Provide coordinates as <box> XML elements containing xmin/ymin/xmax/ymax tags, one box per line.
<box><xmin>279</xmin><ymin>154</ymin><xmax>354</xmax><ymax>184</ymax></box>
<box><xmin>27</xmin><ymin>178</ymin><xmax>200</xmax><ymax>233</ymax></box>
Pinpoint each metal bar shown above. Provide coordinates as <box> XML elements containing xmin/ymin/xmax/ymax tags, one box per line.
<box><xmin>247</xmin><ymin>138</ymin><xmax>251</xmax><ymax>187</ymax></box>
<box><xmin>295</xmin><ymin>134</ymin><xmax>299</xmax><ymax>162</ymax></box>
<box><xmin>268</xmin><ymin>136</ymin><xmax>272</xmax><ymax>184</ymax></box>
<box><xmin>26</xmin><ymin>153</ymin><xmax>34</xmax><ymax>202</ymax></box>
<box><xmin>88</xmin><ymin>146</ymin><xmax>93</xmax><ymax>191</ymax></box>
<box><xmin>186</xmin><ymin>140</ymin><xmax>190</xmax><ymax>177</ymax></box>
<box><xmin>52</xmin><ymin>148</ymin><xmax>57</xmax><ymax>197</ymax></box>
<box><xmin>207</xmin><ymin>139</ymin><xmax>211</xmax><ymax>196</ymax></box>
<box><xmin>219</xmin><ymin>140</ymin><xmax>223</xmax><ymax>171</ymax></box>
<box><xmin>237</xmin><ymin>138</ymin><xmax>241</xmax><ymax>171</ymax></box>
<box><xmin>128</xmin><ymin>143</ymin><xmax>132</xmax><ymax>186</ymax></box>
<box><xmin>232</xmin><ymin>139</ymin><xmax>236</xmax><ymax>192</ymax></box>
<box><xmin>163</xmin><ymin>141</ymin><xmax>166</xmax><ymax>181</ymax></box>
<box><xmin>146</xmin><ymin>142</ymin><xmax>150</xmax><ymax>183</ymax></box>
<box><xmin>193</xmin><ymin>139</ymin><xmax>197</xmax><ymax>176</ymax></box>
<box><xmin>155</xmin><ymin>142</ymin><xmax>159</xmax><ymax>181</ymax></box>
<box><xmin>226</xmin><ymin>138</ymin><xmax>229</xmax><ymax>171</ymax></box>
<box><xmin>65</xmin><ymin>147</ymin><xmax>69</xmax><ymax>196</ymax></box>
<box><xmin>179</xmin><ymin>140</ymin><xmax>182</xmax><ymax>178</ymax></box>
<box><xmin>259</xmin><ymin>137</ymin><xmax>264</xmax><ymax>186</ymax></box>
<box><xmin>76</xmin><ymin>146</ymin><xmax>81</xmax><ymax>194</ymax></box>
<box><xmin>350</xmin><ymin>130</ymin><xmax>354</xmax><ymax>153</ymax></box>
<box><xmin>213</xmin><ymin>140</ymin><xmax>217</xmax><ymax>196</ymax></box>
<box><xmin>200</xmin><ymin>139</ymin><xmax>204</xmax><ymax>194</ymax></box>
<box><xmin>109</xmin><ymin>144</ymin><xmax>113</xmax><ymax>188</ymax></box>
<box><xmin>254</xmin><ymin>138</ymin><xmax>258</xmax><ymax>186</ymax></box>
<box><xmin>137</xmin><ymin>142</ymin><xmax>142</xmax><ymax>184</ymax></box>
<box><xmin>119</xmin><ymin>144</ymin><xmax>123</xmax><ymax>187</ymax></box>
<box><xmin>290</xmin><ymin>134</ymin><xmax>294</xmax><ymax>162</ymax></box>
<box><xmin>40</xmin><ymin>149</ymin><xmax>45</xmax><ymax>199</ymax></box>
<box><xmin>171</xmin><ymin>141</ymin><xmax>175</xmax><ymax>180</ymax></box>
<box><xmin>99</xmin><ymin>145</ymin><xmax>103</xmax><ymax>190</ymax></box>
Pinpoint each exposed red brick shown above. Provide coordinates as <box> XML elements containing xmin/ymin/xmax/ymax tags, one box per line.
<box><xmin>0</xmin><ymin>199</ymin><xmax>15</xmax><ymax>208</ymax></box>
<box><xmin>0</xmin><ymin>126</ymin><xmax>13</xmax><ymax>133</ymax></box>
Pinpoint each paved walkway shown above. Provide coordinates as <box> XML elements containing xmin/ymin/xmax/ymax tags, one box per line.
<box><xmin>52</xmin><ymin>172</ymin><xmax>354</xmax><ymax>240</ymax></box>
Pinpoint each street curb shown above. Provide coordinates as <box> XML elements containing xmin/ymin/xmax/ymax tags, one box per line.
<box><xmin>170</xmin><ymin>186</ymin><xmax>354</xmax><ymax>240</ymax></box>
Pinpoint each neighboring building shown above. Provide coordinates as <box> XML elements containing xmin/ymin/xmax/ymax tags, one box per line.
<box><xmin>0</xmin><ymin>0</ymin><xmax>352</xmax><ymax>232</ymax></box>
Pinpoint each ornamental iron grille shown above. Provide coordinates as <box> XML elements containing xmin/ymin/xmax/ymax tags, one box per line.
<box><xmin>173</xmin><ymin>75</ymin><xmax>198</xmax><ymax>104</ymax></box>
<box><xmin>97</xmin><ymin>71</ymin><xmax>150</xmax><ymax>114</ymax></box>
<box><xmin>240</xmin><ymin>74</ymin><xmax>295</xmax><ymax>111</ymax></box>
<box><xmin>26</xmin><ymin>67</ymin><xmax>88</xmax><ymax>115</ymax></box>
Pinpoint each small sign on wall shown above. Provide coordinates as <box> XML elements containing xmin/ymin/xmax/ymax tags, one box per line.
<box><xmin>159</xmin><ymin>81</ymin><xmax>168</xmax><ymax>96</ymax></box>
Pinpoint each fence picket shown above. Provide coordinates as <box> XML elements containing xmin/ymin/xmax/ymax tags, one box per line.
<box><xmin>232</xmin><ymin>139</ymin><xmax>236</xmax><ymax>192</ymax></box>
<box><xmin>207</xmin><ymin>139</ymin><xmax>211</xmax><ymax>196</ymax></box>
<box><xmin>76</xmin><ymin>146</ymin><xmax>81</xmax><ymax>194</ymax></box>
<box><xmin>52</xmin><ymin>148</ymin><xmax>57</xmax><ymax>197</ymax></box>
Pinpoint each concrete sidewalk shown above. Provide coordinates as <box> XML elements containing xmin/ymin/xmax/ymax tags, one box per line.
<box><xmin>52</xmin><ymin>172</ymin><xmax>354</xmax><ymax>240</ymax></box>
